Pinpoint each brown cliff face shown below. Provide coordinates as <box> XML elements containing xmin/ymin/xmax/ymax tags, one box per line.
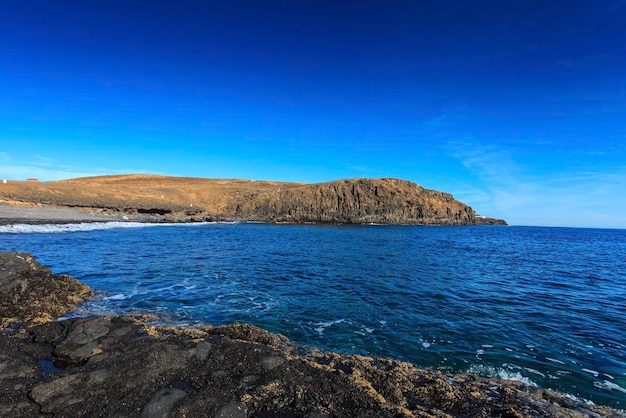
<box><xmin>0</xmin><ymin>175</ymin><xmax>506</xmax><ymax>225</ymax></box>
<box><xmin>232</xmin><ymin>178</ymin><xmax>504</xmax><ymax>225</ymax></box>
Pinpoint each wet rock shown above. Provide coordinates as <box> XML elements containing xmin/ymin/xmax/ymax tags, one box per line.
<box><xmin>261</xmin><ymin>356</ymin><xmax>285</xmax><ymax>371</ymax></box>
<box><xmin>0</xmin><ymin>252</ymin><xmax>93</xmax><ymax>327</ymax></box>
<box><xmin>0</xmin><ymin>358</ymin><xmax>37</xmax><ymax>380</ymax></box>
<box><xmin>214</xmin><ymin>401</ymin><xmax>248</xmax><ymax>418</ymax></box>
<box><xmin>142</xmin><ymin>388</ymin><xmax>188</xmax><ymax>418</ymax></box>
<box><xmin>53</xmin><ymin>317</ymin><xmax>111</xmax><ymax>362</ymax></box>
<box><xmin>29</xmin><ymin>374</ymin><xmax>84</xmax><ymax>414</ymax></box>
<box><xmin>190</xmin><ymin>340</ymin><xmax>213</xmax><ymax>362</ymax></box>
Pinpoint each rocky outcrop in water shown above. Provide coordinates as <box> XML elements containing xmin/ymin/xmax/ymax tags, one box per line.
<box><xmin>1</xmin><ymin>252</ymin><xmax>621</xmax><ymax>417</ymax></box>
<box><xmin>0</xmin><ymin>253</ymin><xmax>93</xmax><ymax>326</ymax></box>
<box><xmin>0</xmin><ymin>175</ymin><xmax>506</xmax><ymax>225</ymax></box>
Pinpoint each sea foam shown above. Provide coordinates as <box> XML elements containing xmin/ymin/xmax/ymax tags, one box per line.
<box><xmin>0</xmin><ymin>221</ymin><xmax>226</xmax><ymax>234</ymax></box>
<box><xmin>0</xmin><ymin>222</ymin><xmax>154</xmax><ymax>234</ymax></box>
<box><xmin>468</xmin><ymin>365</ymin><xmax>538</xmax><ymax>387</ymax></box>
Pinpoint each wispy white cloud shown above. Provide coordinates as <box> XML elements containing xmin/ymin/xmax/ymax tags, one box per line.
<box><xmin>448</xmin><ymin>140</ymin><xmax>626</xmax><ymax>228</ymax></box>
<box><xmin>0</xmin><ymin>163</ymin><xmax>100</xmax><ymax>181</ymax></box>
<box><xmin>33</xmin><ymin>154</ymin><xmax>59</xmax><ymax>167</ymax></box>
<box><xmin>0</xmin><ymin>153</ymin><xmax>139</xmax><ymax>181</ymax></box>
<box><xmin>452</xmin><ymin>142</ymin><xmax>521</xmax><ymax>184</ymax></box>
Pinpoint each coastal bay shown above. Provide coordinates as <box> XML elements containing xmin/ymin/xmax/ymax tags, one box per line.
<box><xmin>1</xmin><ymin>251</ymin><xmax>623</xmax><ymax>417</ymax></box>
<box><xmin>2</xmin><ymin>177</ymin><xmax>624</xmax><ymax>414</ymax></box>
<box><xmin>3</xmin><ymin>2</ymin><xmax>624</xmax><ymax>415</ymax></box>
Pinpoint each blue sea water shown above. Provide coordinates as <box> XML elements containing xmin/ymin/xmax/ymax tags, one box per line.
<box><xmin>1</xmin><ymin>223</ymin><xmax>625</xmax><ymax>409</ymax></box>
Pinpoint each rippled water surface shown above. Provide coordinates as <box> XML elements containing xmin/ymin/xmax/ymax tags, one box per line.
<box><xmin>1</xmin><ymin>223</ymin><xmax>625</xmax><ymax>408</ymax></box>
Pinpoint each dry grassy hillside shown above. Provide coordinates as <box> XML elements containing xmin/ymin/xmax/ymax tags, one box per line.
<box><xmin>0</xmin><ymin>175</ymin><xmax>506</xmax><ymax>225</ymax></box>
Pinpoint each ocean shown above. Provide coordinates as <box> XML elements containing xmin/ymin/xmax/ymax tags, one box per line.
<box><xmin>1</xmin><ymin>222</ymin><xmax>624</xmax><ymax>409</ymax></box>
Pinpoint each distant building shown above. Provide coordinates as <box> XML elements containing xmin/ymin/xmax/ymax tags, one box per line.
<box><xmin>26</xmin><ymin>178</ymin><xmax>39</xmax><ymax>182</ymax></box>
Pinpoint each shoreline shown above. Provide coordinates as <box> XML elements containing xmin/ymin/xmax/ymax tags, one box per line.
<box><xmin>0</xmin><ymin>203</ymin><xmax>154</xmax><ymax>226</ymax></box>
<box><xmin>1</xmin><ymin>252</ymin><xmax>623</xmax><ymax>417</ymax></box>
<box><xmin>0</xmin><ymin>202</ymin><xmax>507</xmax><ymax>228</ymax></box>
<box><xmin>0</xmin><ymin>203</ymin><xmax>120</xmax><ymax>224</ymax></box>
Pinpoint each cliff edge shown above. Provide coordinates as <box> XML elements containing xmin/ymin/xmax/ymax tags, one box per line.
<box><xmin>233</xmin><ymin>178</ymin><xmax>505</xmax><ymax>225</ymax></box>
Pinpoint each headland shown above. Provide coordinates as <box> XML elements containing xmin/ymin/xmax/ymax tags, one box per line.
<box><xmin>0</xmin><ymin>175</ymin><xmax>506</xmax><ymax>226</ymax></box>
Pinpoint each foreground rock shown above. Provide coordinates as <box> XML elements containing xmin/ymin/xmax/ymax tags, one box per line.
<box><xmin>0</xmin><ymin>253</ymin><xmax>93</xmax><ymax>327</ymax></box>
<box><xmin>2</xmin><ymin>252</ymin><xmax>620</xmax><ymax>417</ymax></box>
<box><xmin>0</xmin><ymin>175</ymin><xmax>506</xmax><ymax>225</ymax></box>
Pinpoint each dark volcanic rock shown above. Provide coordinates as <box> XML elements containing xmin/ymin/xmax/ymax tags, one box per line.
<box><xmin>0</xmin><ymin>253</ymin><xmax>93</xmax><ymax>326</ymax></box>
<box><xmin>2</xmin><ymin>252</ymin><xmax>620</xmax><ymax>417</ymax></box>
<box><xmin>233</xmin><ymin>178</ymin><xmax>506</xmax><ymax>225</ymax></box>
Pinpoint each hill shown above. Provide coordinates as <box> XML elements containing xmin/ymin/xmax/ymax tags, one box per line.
<box><xmin>0</xmin><ymin>175</ymin><xmax>506</xmax><ymax>225</ymax></box>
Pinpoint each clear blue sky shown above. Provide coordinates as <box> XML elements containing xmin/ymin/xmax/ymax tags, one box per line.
<box><xmin>1</xmin><ymin>1</ymin><xmax>625</xmax><ymax>228</ymax></box>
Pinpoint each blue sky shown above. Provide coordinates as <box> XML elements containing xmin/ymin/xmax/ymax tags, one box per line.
<box><xmin>1</xmin><ymin>1</ymin><xmax>625</xmax><ymax>228</ymax></box>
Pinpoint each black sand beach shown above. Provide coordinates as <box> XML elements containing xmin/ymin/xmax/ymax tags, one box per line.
<box><xmin>0</xmin><ymin>203</ymin><xmax>161</xmax><ymax>226</ymax></box>
<box><xmin>0</xmin><ymin>204</ymin><xmax>120</xmax><ymax>225</ymax></box>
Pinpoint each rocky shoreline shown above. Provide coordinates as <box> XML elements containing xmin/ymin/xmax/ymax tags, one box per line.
<box><xmin>1</xmin><ymin>252</ymin><xmax>623</xmax><ymax>417</ymax></box>
<box><xmin>0</xmin><ymin>203</ymin><xmax>161</xmax><ymax>226</ymax></box>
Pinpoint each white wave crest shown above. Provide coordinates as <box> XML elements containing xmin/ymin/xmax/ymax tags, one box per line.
<box><xmin>594</xmin><ymin>380</ymin><xmax>626</xmax><ymax>394</ymax></box>
<box><xmin>313</xmin><ymin>319</ymin><xmax>346</xmax><ymax>334</ymax></box>
<box><xmin>0</xmin><ymin>221</ymin><xmax>232</xmax><ymax>234</ymax></box>
<box><xmin>468</xmin><ymin>365</ymin><xmax>538</xmax><ymax>387</ymax></box>
<box><xmin>0</xmin><ymin>222</ymin><xmax>157</xmax><ymax>234</ymax></box>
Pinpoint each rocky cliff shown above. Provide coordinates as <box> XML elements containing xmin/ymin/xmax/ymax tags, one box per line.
<box><xmin>0</xmin><ymin>175</ymin><xmax>506</xmax><ymax>225</ymax></box>
<box><xmin>232</xmin><ymin>178</ymin><xmax>504</xmax><ymax>225</ymax></box>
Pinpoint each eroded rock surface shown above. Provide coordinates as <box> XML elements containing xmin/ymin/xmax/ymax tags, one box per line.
<box><xmin>0</xmin><ymin>252</ymin><xmax>93</xmax><ymax>326</ymax></box>
<box><xmin>1</xmin><ymin>252</ymin><xmax>622</xmax><ymax>417</ymax></box>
